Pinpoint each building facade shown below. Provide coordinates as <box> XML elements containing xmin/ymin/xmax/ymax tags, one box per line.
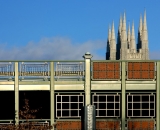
<box><xmin>106</xmin><ymin>11</ymin><xmax>149</xmax><ymax>60</ymax></box>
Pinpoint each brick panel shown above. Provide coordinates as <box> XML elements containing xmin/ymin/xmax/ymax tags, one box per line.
<box><xmin>96</xmin><ymin>121</ymin><xmax>120</xmax><ymax>130</ymax></box>
<box><xmin>93</xmin><ymin>62</ymin><xmax>120</xmax><ymax>80</ymax></box>
<box><xmin>127</xmin><ymin>62</ymin><xmax>155</xmax><ymax>79</ymax></box>
<box><xmin>127</xmin><ymin>120</ymin><xmax>155</xmax><ymax>130</ymax></box>
<box><xmin>56</xmin><ymin>121</ymin><xmax>81</xmax><ymax>130</ymax></box>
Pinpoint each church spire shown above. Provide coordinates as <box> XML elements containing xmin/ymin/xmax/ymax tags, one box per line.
<box><xmin>111</xmin><ymin>21</ymin><xmax>116</xmax><ymax>40</ymax></box>
<box><xmin>127</xmin><ymin>23</ymin><xmax>131</xmax><ymax>49</ymax></box>
<box><xmin>139</xmin><ymin>14</ymin><xmax>143</xmax><ymax>35</ymax></box>
<box><xmin>119</xmin><ymin>14</ymin><xmax>122</xmax><ymax>34</ymax></box>
<box><xmin>141</xmin><ymin>10</ymin><xmax>149</xmax><ymax>59</ymax></box>
<box><xmin>110</xmin><ymin>21</ymin><xmax>116</xmax><ymax>60</ymax></box>
<box><xmin>130</xmin><ymin>21</ymin><xmax>136</xmax><ymax>50</ymax></box>
<box><xmin>108</xmin><ymin>25</ymin><xmax>111</xmax><ymax>42</ymax></box>
<box><xmin>142</xmin><ymin>9</ymin><xmax>148</xmax><ymax>41</ymax></box>
<box><xmin>121</xmin><ymin>12</ymin><xmax>127</xmax><ymax>41</ymax></box>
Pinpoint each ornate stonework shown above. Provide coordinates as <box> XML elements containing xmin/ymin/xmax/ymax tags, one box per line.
<box><xmin>106</xmin><ymin>11</ymin><xmax>149</xmax><ymax>60</ymax></box>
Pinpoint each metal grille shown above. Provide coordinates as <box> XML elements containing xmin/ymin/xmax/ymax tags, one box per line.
<box><xmin>92</xmin><ymin>94</ymin><xmax>120</xmax><ymax>117</ymax></box>
<box><xmin>20</xmin><ymin>62</ymin><xmax>49</xmax><ymax>79</ymax></box>
<box><xmin>56</xmin><ymin>95</ymin><xmax>84</xmax><ymax>118</ymax></box>
<box><xmin>92</xmin><ymin>62</ymin><xmax>120</xmax><ymax>80</ymax></box>
<box><xmin>0</xmin><ymin>62</ymin><xmax>14</xmax><ymax>77</ymax></box>
<box><xmin>55</xmin><ymin>62</ymin><xmax>84</xmax><ymax>78</ymax></box>
<box><xmin>127</xmin><ymin>94</ymin><xmax>155</xmax><ymax>117</ymax></box>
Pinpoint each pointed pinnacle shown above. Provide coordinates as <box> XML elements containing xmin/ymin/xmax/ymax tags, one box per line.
<box><xmin>108</xmin><ymin>24</ymin><xmax>111</xmax><ymax>41</ymax></box>
<box><xmin>127</xmin><ymin>23</ymin><xmax>131</xmax><ymax>41</ymax></box>
<box><xmin>111</xmin><ymin>21</ymin><xmax>115</xmax><ymax>40</ymax></box>
<box><xmin>143</xmin><ymin>9</ymin><xmax>147</xmax><ymax>31</ymax></box>
<box><xmin>119</xmin><ymin>14</ymin><xmax>122</xmax><ymax>32</ymax></box>
<box><xmin>139</xmin><ymin>14</ymin><xmax>142</xmax><ymax>33</ymax></box>
<box><xmin>130</xmin><ymin>21</ymin><xmax>136</xmax><ymax>49</ymax></box>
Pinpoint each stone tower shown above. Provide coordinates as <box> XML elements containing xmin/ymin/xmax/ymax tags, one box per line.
<box><xmin>106</xmin><ymin>11</ymin><xmax>149</xmax><ymax>60</ymax></box>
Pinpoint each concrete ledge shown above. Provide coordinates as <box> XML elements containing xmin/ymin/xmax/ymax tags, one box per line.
<box><xmin>126</xmin><ymin>84</ymin><xmax>156</xmax><ymax>90</ymax></box>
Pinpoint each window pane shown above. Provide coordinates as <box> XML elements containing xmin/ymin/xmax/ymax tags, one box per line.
<box><xmin>115</xmin><ymin>103</ymin><xmax>119</xmax><ymax>109</ymax></box>
<box><xmin>133</xmin><ymin>110</ymin><xmax>140</xmax><ymax>116</ymax></box>
<box><xmin>142</xmin><ymin>103</ymin><xmax>149</xmax><ymax>109</ymax></box>
<box><xmin>128</xmin><ymin>103</ymin><xmax>132</xmax><ymax>109</ymax></box>
<box><xmin>150</xmin><ymin>95</ymin><xmax>154</xmax><ymax>102</ymax></box>
<box><xmin>93</xmin><ymin>96</ymin><xmax>97</xmax><ymax>102</ymax></box>
<box><xmin>62</xmin><ymin>103</ymin><xmax>69</xmax><ymax>109</ymax></box>
<box><xmin>142</xmin><ymin>110</ymin><xmax>149</xmax><ymax>116</ymax></box>
<box><xmin>107</xmin><ymin>110</ymin><xmax>114</xmax><ymax>116</ymax></box>
<box><xmin>142</xmin><ymin>96</ymin><xmax>149</xmax><ymax>102</ymax></box>
<box><xmin>71</xmin><ymin>96</ymin><xmax>78</xmax><ymax>102</ymax></box>
<box><xmin>133</xmin><ymin>96</ymin><xmax>140</xmax><ymax>102</ymax></box>
<box><xmin>62</xmin><ymin>96</ymin><xmax>69</xmax><ymax>102</ymax></box>
<box><xmin>107</xmin><ymin>96</ymin><xmax>114</xmax><ymax>102</ymax></box>
<box><xmin>79</xmin><ymin>103</ymin><xmax>83</xmax><ymax>109</ymax></box>
<box><xmin>115</xmin><ymin>110</ymin><xmax>119</xmax><ymax>116</ymax></box>
<box><xmin>150</xmin><ymin>110</ymin><xmax>154</xmax><ymax>116</ymax></box>
<box><xmin>107</xmin><ymin>103</ymin><xmax>114</xmax><ymax>109</ymax></box>
<box><xmin>133</xmin><ymin>103</ymin><xmax>140</xmax><ymax>109</ymax></box>
<box><xmin>57</xmin><ymin>96</ymin><xmax>61</xmax><ymax>102</ymax></box>
<box><xmin>62</xmin><ymin>110</ymin><xmax>69</xmax><ymax>117</ymax></box>
<box><xmin>128</xmin><ymin>96</ymin><xmax>132</xmax><ymax>102</ymax></box>
<box><xmin>115</xmin><ymin>96</ymin><xmax>119</xmax><ymax>102</ymax></box>
<box><xmin>99</xmin><ymin>110</ymin><xmax>106</xmax><ymax>116</ymax></box>
<box><xmin>57</xmin><ymin>111</ymin><xmax>61</xmax><ymax>117</ymax></box>
<box><xmin>71</xmin><ymin>110</ymin><xmax>78</xmax><ymax>116</ymax></box>
<box><xmin>71</xmin><ymin>103</ymin><xmax>78</xmax><ymax>109</ymax></box>
<box><xmin>128</xmin><ymin>110</ymin><xmax>132</xmax><ymax>117</ymax></box>
<box><xmin>99</xmin><ymin>103</ymin><xmax>106</xmax><ymax>109</ymax></box>
<box><xmin>99</xmin><ymin>96</ymin><xmax>106</xmax><ymax>102</ymax></box>
<box><xmin>79</xmin><ymin>96</ymin><xmax>83</xmax><ymax>102</ymax></box>
<box><xmin>150</xmin><ymin>103</ymin><xmax>154</xmax><ymax>109</ymax></box>
<box><xmin>57</xmin><ymin>103</ymin><xmax>61</xmax><ymax>109</ymax></box>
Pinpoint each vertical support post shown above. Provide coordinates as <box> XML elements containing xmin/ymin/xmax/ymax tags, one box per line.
<box><xmin>156</xmin><ymin>61</ymin><xmax>160</xmax><ymax>130</ymax></box>
<box><xmin>50</xmin><ymin>62</ymin><xmax>55</xmax><ymax>129</ymax></box>
<box><xmin>15</xmin><ymin>62</ymin><xmax>19</xmax><ymax>125</ymax></box>
<box><xmin>121</xmin><ymin>61</ymin><xmax>126</xmax><ymax>130</ymax></box>
<box><xmin>83</xmin><ymin>52</ymin><xmax>92</xmax><ymax>106</ymax></box>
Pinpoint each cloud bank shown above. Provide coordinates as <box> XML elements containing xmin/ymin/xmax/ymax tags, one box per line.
<box><xmin>0</xmin><ymin>37</ymin><xmax>106</xmax><ymax>60</ymax></box>
<box><xmin>0</xmin><ymin>36</ymin><xmax>159</xmax><ymax>61</ymax></box>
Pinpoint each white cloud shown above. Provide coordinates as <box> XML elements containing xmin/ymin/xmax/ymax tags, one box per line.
<box><xmin>0</xmin><ymin>36</ymin><xmax>106</xmax><ymax>60</ymax></box>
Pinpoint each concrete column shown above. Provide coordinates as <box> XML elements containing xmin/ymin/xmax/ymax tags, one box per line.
<box><xmin>121</xmin><ymin>61</ymin><xmax>126</xmax><ymax>130</ymax></box>
<box><xmin>156</xmin><ymin>61</ymin><xmax>160</xmax><ymax>130</ymax></box>
<box><xmin>83</xmin><ymin>52</ymin><xmax>92</xmax><ymax>106</ymax></box>
<box><xmin>50</xmin><ymin>62</ymin><xmax>55</xmax><ymax>129</ymax></box>
<box><xmin>15</xmin><ymin>62</ymin><xmax>19</xmax><ymax>125</ymax></box>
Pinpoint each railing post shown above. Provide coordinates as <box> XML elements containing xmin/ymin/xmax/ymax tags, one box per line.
<box><xmin>156</xmin><ymin>61</ymin><xmax>160</xmax><ymax>130</ymax></box>
<box><xmin>121</xmin><ymin>61</ymin><xmax>126</xmax><ymax>130</ymax></box>
<box><xmin>15</xmin><ymin>62</ymin><xmax>19</xmax><ymax>125</ymax></box>
<box><xmin>83</xmin><ymin>52</ymin><xmax>92</xmax><ymax>106</ymax></box>
<box><xmin>50</xmin><ymin>62</ymin><xmax>55</xmax><ymax>129</ymax></box>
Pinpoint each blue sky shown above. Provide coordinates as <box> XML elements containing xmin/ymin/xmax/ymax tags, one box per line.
<box><xmin>0</xmin><ymin>0</ymin><xmax>159</xmax><ymax>60</ymax></box>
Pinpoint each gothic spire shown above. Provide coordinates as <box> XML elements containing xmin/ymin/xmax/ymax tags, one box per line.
<box><xmin>119</xmin><ymin>14</ymin><xmax>122</xmax><ymax>33</ymax></box>
<box><xmin>110</xmin><ymin>21</ymin><xmax>116</xmax><ymax>60</ymax></box>
<box><xmin>111</xmin><ymin>21</ymin><xmax>116</xmax><ymax>41</ymax></box>
<box><xmin>121</xmin><ymin>12</ymin><xmax>127</xmax><ymax>41</ymax></box>
<box><xmin>139</xmin><ymin>14</ymin><xmax>142</xmax><ymax>35</ymax></box>
<box><xmin>142</xmin><ymin>9</ymin><xmax>148</xmax><ymax>41</ymax></box>
<box><xmin>127</xmin><ymin>23</ymin><xmax>131</xmax><ymax>48</ymax></box>
<box><xmin>130</xmin><ymin>21</ymin><xmax>136</xmax><ymax>50</ymax></box>
<box><xmin>108</xmin><ymin>25</ymin><xmax>111</xmax><ymax>42</ymax></box>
